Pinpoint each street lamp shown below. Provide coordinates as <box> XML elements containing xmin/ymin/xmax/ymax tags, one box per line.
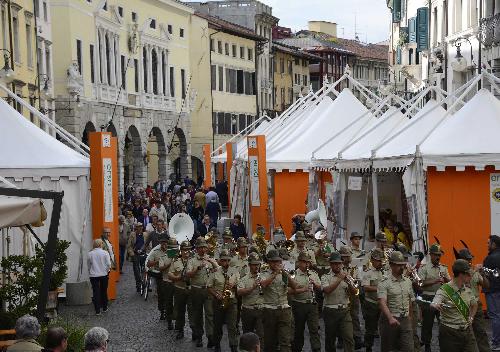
<box><xmin>38</xmin><ymin>74</ymin><xmax>51</xmax><ymax>100</ymax></box>
<box><xmin>451</xmin><ymin>42</ymin><xmax>468</xmax><ymax>72</ymax></box>
<box><xmin>0</xmin><ymin>49</ymin><xmax>15</xmax><ymax>84</ymax></box>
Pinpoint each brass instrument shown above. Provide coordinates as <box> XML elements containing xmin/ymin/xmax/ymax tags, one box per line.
<box><xmin>256</xmin><ymin>273</ymin><xmax>264</xmax><ymax>295</ymax></box>
<box><xmin>253</xmin><ymin>230</ymin><xmax>268</xmax><ymax>256</ymax></box>
<box><xmin>384</xmin><ymin>248</ymin><xmax>394</xmax><ymax>262</ymax></box>
<box><xmin>205</xmin><ymin>231</ymin><xmax>219</xmax><ymax>257</ymax></box>
<box><xmin>345</xmin><ymin>269</ymin><xmax>360</xmax><ymax>296</ymax></box>
<box><xmin>277</xmin><ymin>239</ymin><xmax>295</xmax><ymax>253</ymax></box>
<box><xmin>481</xmin><ymin>267</ymin><xmax>500</xmax><ymax>278</ymax></box>
<box><xmin>221</xmin><ymin>271</ymin><xmax>233</xmax><ymax>309</ymax></box>
<box><xmin>306</xmin><ymin>269</ymin><xmax>317</xmax><ymax>304</ymax></box>
<box><xmin>417</xmin><ymin>296</ymin><xmax>452</xmax><ymax>309</ymax></box>
<box><xmin>406</xmin><ymin>264</ymin><xmax>423</xmax><ymax>286</ymax></box>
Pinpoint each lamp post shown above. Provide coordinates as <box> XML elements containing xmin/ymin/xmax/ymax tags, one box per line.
<box><xmin>451</xmin><ymin>38</ymin><xmax>475</xmax><ymax>72</ymax></box>
<box><xmin>0</xmin><ymin>49</ymin><xmax>15</xmax><ymax>84</ymax></box>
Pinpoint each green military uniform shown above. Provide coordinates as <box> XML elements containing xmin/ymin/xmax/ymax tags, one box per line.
<box><xmin>290</xmin><ymin>232</ymin><xmax>317</xmax><ymax>266</ymax></box>
<box><xmin>291</xmin><ymin>254</ymin><xmax>321</xmax><ymax>352</ymax></box>
<box><xmin>314</xmin><ymin>240</ymin><xmax>332</xmax><ymax>314</ymax></box>
<box><xmin>377</xmin><ymin>251</ymin><xmax>415</xmax><ymax>352</ymax></box>
<box><xmin>208</xmin><ymin>251</ymin><xmax>240</xmax><ymax>351</ymax></box>
<box><xmin>418</xmin><ymin>244</ymin><xmax>451</xmax><ymax>348</ymax></box>
<box><xmin>157</xmin><ymin>238</ymin><xmax>178</xmax><ymax>326</ymax></box>
<box><xmin>237</xmin><ymin>254</ymin><xmax>264</xmax><ymax>342</ymax></box>
<box><xmin>148</xmin><ymin>244</ymin><xmax>168</xmax><ymax>316</ymax></box>
<box><xmin>321</xmin><ymin>252</ymin><xmax>354</xmax><ymax>352</ymax></box>
<box><xmin>231</xmin><ymin>238</ymin><xmax>250</xmax><ymax>333</ymax></box>
<box><xmin>361</xmin><ymin>249</ymin><xmax>385</xmax><ymax>351</ymax></box>
<box><xmin>168</xmin><ymin>240</ymin><xmax>192</xmax><ymax>339</ymax></box>
<box><xmin>432</xmin><ymin>259</ymin><xmax>477</xmax><ymax>352</ymax></box>
<box><xmin>261</xmin><ymin>250</ymin><xmax>293</xmax><ymax>352</ymax></box>
<box><xmin>186</xmin><ymin>238</ymin><xmax>218</xmax><ymax>346</ymax></box>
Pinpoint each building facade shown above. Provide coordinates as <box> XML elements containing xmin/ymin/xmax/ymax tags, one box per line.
<box><xmin>272</xmin><ymin>41</ymin><xmax>319</xmax><ymax>113</ymax></box>
<box><xmin>0</xmin><ymin>0</ymin><xmax>54</xmax><ymax>130</ymax></box>
<box><xmin>50</xmin><ymin>0</ymin><xmax>196</xmax><ymax>192</ymax></box>
<box><xmin>188</xmin><ymin>0</ymin><xmax>278</xmax><ymax>117</ymax></box>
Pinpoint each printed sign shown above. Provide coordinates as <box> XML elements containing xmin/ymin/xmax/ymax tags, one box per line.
<box><xmin>249</xmin><ymin>156</ymin><xmax>260</xmax><ymax>206</ymax></box>
<box><xmin>248</xmin><ymin>137</ymin><xmax>257</xmax><ymax>149</ymax></box>
<box><xmin>102</xmin><ymin>134</ymin><xmax>111</xmax><ymax>148</ymax></box>
<box><xmin>348</xmin><ymin>176</ymin><xmax>362</xmax><ymax>191</ymax></box>
<box><xmin>490</xmin><ymin>174</ymin><xmax>500</xmax><ymax>233</ymax></box>
<box><xmin>103</xmin><ymin>158</ymin><xmax>113</xmax><ymax>222</ymax></box>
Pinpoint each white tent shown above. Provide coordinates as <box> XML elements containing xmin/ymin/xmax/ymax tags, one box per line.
<box><xmin>0</xmin><ymin>97</ymin><xmax>92</xmax><ymax>286</ymax></box>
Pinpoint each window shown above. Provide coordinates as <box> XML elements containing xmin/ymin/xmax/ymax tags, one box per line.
<box><xmin>90</xmin><ymin>44</ymin><xmax>95</xmax><ymax>83</ymax></box>
<box><xmin>248</xmin><ymin>48</ymin><xmax>253</xmax><ymax>60</ymax></box>
<box><xmin>217</xmin><ymin>41</ymin><xmax>222</xmax><ymax>54</ymax></box>
<box><xmin>218</xmin><ymin>66</ymin><xmax>223</xmax><ymax>91</ymax></box>
<box><xmin>244</xmin><ymin>71</ymin><xmax>251</xmax><ymax>95</ymax></box>
<box><xmin>180</xmin><ymin>28</ymin><xmax>184</xmax><ymax>38</ymax></box>
<box><xmin>43</xmin><ymin>1</ymin><xmax>47</xmax><ymax>21</ymax></box>
<box><xmin>121</xmin><ymin>55</ymin><xmax>126</xmax><ymax>88</ymax></box>
<box><xmin>150</xmin><ymin>19</ymin><xmax>156</xmax><ymax>29</ymax></box>
<box><xmin>134</xmin><ymin>58</ymin><xmax>139</xmax><ymax>92</ymax></box>
<box><xmin>230</xmin><ymin>69</ymin><xmax>236</xmax><ymax>93</ymax></box>
<box><xmin>143</xmin><ymin>47</ymin><xmax>148</xmax><ymax>91</ymax></box>
<box><xmin>225</xmin><ymin>68</ymin><xmax>230</xmax><ymax>92</ymax></box>
<box><xmin>239</xmin><ymin>114</ymin><xmax>246</xmax><ymax>133</ymax></box>
<box><xmin>303</xmin><ymin>75</ymin><xmax>307</xmax><ymax>86</ymax></box>
<box><xmin>26</xmin><ymin>22</ymin><xmax>33</xmax><ymax>67</ymax></box>
<box><xmin>76</xmin><ymin>39</ymin><xmax>82</xmax><ymax>74</ymax></box>
<box><xmin>170</xmin><ymin>67</ymin><xmax>175</xmax><ymax>97</ymax></box>
<box><xmin>237</xmin><ymin>70</ymin><xmax>244</xmax><ymax>94</ymax></box>
<box><xmin>225</xmin><ymin>43</ymin><xmax>229</xmax><ymax>56</ymax></box>
<box><xmin>294</xmin><ymin>58</ymin><xmax>299</xmax><ymax>65</ymax></box>
<box><xmin>132</xmin><ymin>12</ymin><xmax>137</xmax><ymax>22</ymax></box>
<box><xmin>280</xmin><ymin>58</ymin><xmax>284</xmax><ymax>74</ymax></box>
<box><xmin>152</xmin><ymin>49</ymin><xmax>158</xmax><ymax>94</ymax></box>
<box><xmin>12</xmin><ymin>16</ymin><xmax>19</xmax><ymax>63</ymax></box>
<box><xmin>247</xmin><ymin>115</ymin><xmax>254</xmax><ymax>130</ymax></box>
<box><xmin>211</xmin><ymin>65</ymin><xmax>216</xmax><ymax>90</ymax></box>
<box><xmin>168</xmin><ymin>24</ymin><xmax>172</xmax><ymax>34</ymax></box>
<box><xmin>45</xmin><ymin>47</ymin><xmax>51</xmax><ymax>82</ymax></box>
<box><xmin>162</xmin><ymin>53</ymin><xmax>166</xmax><ymax>95</ymax></box>
<box><xmin>105</xmin><ymin>35</ymin><xmax>111</xmax><ymax>84</ymax></box>
<box><xmin>232</xmin><ymin>44</ymin><xmax>237</xmax><ymax>57</ymax></box>
<box><xmin>1</xmin><ymin>6</ymin><xmax>7</xmax><ymax>48</ymax></box>
<box><xmin>181</xmin><ymin>69</ymin><xmax>186</xmax><ymax>99</ymax></box>
<box><xmin>288</xmin><ymin>60</ymin><xmax>293</xmax><ymax>75</ymax></box>
<box><xmin>118</xmin><ymin>6</ymin><xmax>123</xmax><ymax>17</ymax></box>
<box><xmin>225</xmin><ymin>113</ymin><xmax>232</xmax><ymax>134</ymax></box>
<box><xmin>210</xmin><ymin>39</ymin><xmax>214</xmax><ymax>52</ymax></box>
<box><xmin>240</xmin><ymin>46</ymin><xmax>245</xmax><ymax>59</ymax></box>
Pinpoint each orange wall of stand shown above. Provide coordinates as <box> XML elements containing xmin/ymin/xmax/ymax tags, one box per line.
<box><xmin>273</xmin><ymin>171</ymin><xmax>309</xmax><ymax>237</ymax></box>
<box><xmin>319</xmin><ymin>171</ymin><xmax>333</xmax><ymax>202</ymax></box>
<box><xmin>89</xmin><ymin>132</ymin><xmax>119</xmax><ymax>300</ymax></box>
<box><xmin>247</xmin><ymin>136</ymin><xmax>269</xmax><ymax>236</ymax></box>
<box><xmin>427</xmin><ymin>166</ymin><xmax>494</xmax><ymax>307</ymax></box>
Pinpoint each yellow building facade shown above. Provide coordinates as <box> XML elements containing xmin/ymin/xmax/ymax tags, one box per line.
<box><xmin>50</xmin><ymin>0</ymin><xmax>197</xmax><ymax>190</ymax></box>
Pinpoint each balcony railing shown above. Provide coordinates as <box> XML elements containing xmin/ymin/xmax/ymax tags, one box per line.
<box><xmin>480</xmin><ymin>13</ymin><xmax>500</xmax><ymax>47</ymax></box>
<box><xmin>93</xmin><ymin>84</ymin><xmax>128</xmax><ymax>105</ymax></box>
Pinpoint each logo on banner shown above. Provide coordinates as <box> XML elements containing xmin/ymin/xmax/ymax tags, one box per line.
<box><xmin>103</xmin><ymin>158</ymin><xmax>113</xmax><ymax>222</ymax></box>
<box><xmin>492</xmin><ymin>188</ymin><xmax>500</xmax><ymax>202</ymax></box>
<box><xmin>490</xmin><ymin>174</ymin><xmax>500</xmax><ymax>234</ymax></box>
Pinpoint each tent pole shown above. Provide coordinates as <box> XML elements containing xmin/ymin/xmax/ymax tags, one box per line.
<box><xmin>372</xmin><ymin>172</ymin><xmax>380</xmax><ymax>233</ymax></box>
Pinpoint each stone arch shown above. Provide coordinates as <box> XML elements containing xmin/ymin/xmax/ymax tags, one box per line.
<box><xmin>123</xmin><ymin>124</ymin><xmax>145</xmax><ymax>187</ymax></box>
<box><xmin>147</xmin><ymin>126</ymin><xmax>167</xmax><ymax>185</ymax></box>
<box><xmin>169</xmin><ymin>127</ymin><xmax>189</xmax><ymax>181</ymax></box>
<box><xmin>106</xmin><ymin>122</ymin><xmax>118</xmax><ymax>137</ymax></box>
<box><xmin>191</xmin><ymin>156</ymin><xmax>204</xmax><ymax>185</ymax></box>
<box><xmin>82</xmin><ymin>121</ymin><xmax>96</xmax><ymax>146</ymax></box>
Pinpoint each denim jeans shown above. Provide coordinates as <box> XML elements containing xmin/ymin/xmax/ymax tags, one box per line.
<box><xmin>119</xmin><ymin>245</ymin><xmax>126</xmax><ymax>272</ymax></box>
<box><xmin>486</xmin><ymin>291</ymin><xmax>500</xmax><ymax>346</ymax></box>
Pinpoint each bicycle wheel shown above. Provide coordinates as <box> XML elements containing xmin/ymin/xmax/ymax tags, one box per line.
<box><xmin>143</xmin><ymin>275</ymin><xmax>151</xmax><ymax>301</ymax></box>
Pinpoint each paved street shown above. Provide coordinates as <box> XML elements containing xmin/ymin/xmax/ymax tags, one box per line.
<box><xmin>60</xmin><ymin>261</ymin><xmax>492</xmax><ymax>352</ymax></box>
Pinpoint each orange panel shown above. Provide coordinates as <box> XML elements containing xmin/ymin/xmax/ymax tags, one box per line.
<box><xmin>226</xmin><ymin>142</ymin><xmax>234</xmax><ymax>212</ymax></box>
<box><xmin>319</xmin><ymin>171</ymin><xmax>333</xmax><ymax>201</ymax></box>
<box><xmin>427</xmin><ymin>167</ymin><xmax>493</xmax><ymax>307</ymax></box>
<box><xmin>248</xmin><ymin>136</ymin><xmax>269</xmax><ymax>235</ymax></box>
<box><xmin>274</xmin><ymin>171</ymin><xmax>309</xmax><ymax>237</ymax></box>
<box><xmin>203</xmin><ymin>144</ymin><xmax>212</xmax><ymax>189</ymax></box>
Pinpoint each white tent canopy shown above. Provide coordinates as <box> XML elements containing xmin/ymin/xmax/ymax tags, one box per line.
<box><xmin>0</xmin><ymin>195</ymin><xmax>42</xmax><ymax>228</ymax></box>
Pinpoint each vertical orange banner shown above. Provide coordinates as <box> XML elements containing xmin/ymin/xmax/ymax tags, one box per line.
<box><xmin>89</xmin><ymin>132</ymin><xmax>119</xmax><ymax>300</ymax></box>
<box><xmin>226</xmin><ymin>142</ymin><xmax>235</xmax><ymax>213</ymax></box>
<box><xmin>216</xmin><ymin>149</ymin><xmax>224</xmax><ymax>182</ymax></box>
<box><xmin>247</xmin><ymin>135</ymin><xmax>269</xmax><ymax>237</ymax></box>
<box><xmin>203</xmin><ymin>144</ymin><xmax>212</xmax><ymax>189</ymax></box>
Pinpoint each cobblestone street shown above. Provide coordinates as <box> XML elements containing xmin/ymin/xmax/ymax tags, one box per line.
<box><xmin>60</xmin><ymin>261</ymin><xmax>492</xmax><ymax>352</ymax></box>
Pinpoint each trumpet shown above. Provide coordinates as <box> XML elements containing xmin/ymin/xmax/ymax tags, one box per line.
<box><xmin>256</xmin><ymin>273</ymin><xmax>264</xmax><ymax>295</ymax></box>
<box><xmin>481</xmin><ymin>267</ymin><xmax>500</xmax><ymax>278</ymax></box>
<box><xmin>406</xmin><ymin>264</ymin><xmax>423</xmax><ymax>286</ymax></box>
<box><xmin>344</xmin><ymin>272</ymin><xmax>360</xmax><ymax>296</ymax></box>
<box><xmin>416</xmin><ymin>296</ymin><xmax>452</xmax><ymax>309</ymax></box>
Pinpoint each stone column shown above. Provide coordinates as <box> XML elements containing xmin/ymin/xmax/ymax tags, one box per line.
<box><xmin>147</xmin><ymin>45</ymin><xmax>153</xmax><ymax>93</ymax></box>
<box><xmin>165</xmin><ymin>50</ymin><xmax>170</xmax><ymax>97</ymax></box>
<box><xmin>115</xmin><ymin>35</ymin><xmax>121</xmax><ymax>88</ymax></box>
<box><xmin>139</xmin><ymin>45</ymin><xmax>145</xmax><ymax>93</ymax></box>
<box><xmin>133</xmin><ymin>141</ymin><xmax>147</xmax><ymax>187</ymax></box>
<box><xmin>117</xmin><ymin>140</ymin><xmax>125</xmax><ymax>196</ymax></box>
<box><xmin>99</xmin><ymin>29</ymin><xmax>107</xmax><ymax>84</ymax></box>
<box><xmin>95</xmin><ymin>29</ymin><xmax>102</xmax><ymax>84</ymax></box>
<box><xmin>109</xmin><ymin>34</ymin><xmax>116</xmax><ymax>86</ymax></box>
<box><xmin>158</xmin><ymin>48</ymin><xmax>163</xmax><ymax>96</ymax></box>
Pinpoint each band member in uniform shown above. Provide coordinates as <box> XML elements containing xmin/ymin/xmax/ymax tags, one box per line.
<box><xmin>430</xmin><ymin>259</ymin><xmax>478</xmax><ymax>352</ymax></box>
<box><xmin>208</xmin><ymin>249</ymin><xmax>240</xmax><ymax>352</ymax></box>
<box><xmin>314</xmin><ymin>230</ymin><xmax>331</xmax><ymax>314</ymax></box>
<box><xmin>231</xmin><ymin>237</ymin><xmax>250</xmax><ymax>331</ymax></box>
<box><xmin>291</xmin><ymin>252</ymin><xmax>321</xmax><ymax>352</ymax></box>
<box><xmin>259</xmin><ymin>249</ymin><xmax>298</xmax><ymax>352</ymax></box>
<box><xmin>302</xmin><ymin>223</ymin><xmax>318</xmax><ymax>253</ymax></box>
<box><xmin>146</xmin><ymin>234</ymin><xmax>170</xmax><ymax>321</ymax></box>
<box><xmin>214</xmin><ymin>230</ymin><xmax>235</xmax><ymax>259</ymax></box>
<box><xmin>157</xmin><ymin>237</ymin><xmax>178</xmax><ymax>329</ymax></box>
<box><xmin>322</xmin><ymin>251</ymin><xmax>357</xmax><ymax>352</ymax></box>
<box><xmin>418</xmin><ymin>243</ymin><xmax>450</xmax><ymax>352</ymax></box>
<box><xmin>349</xmin><ymin>232</ymin><xmax>364</xmax><ymax>259</ymax></box>
<box><xmin>290</xmin><ymin>232</ymin><xmax>317</xmax><ymax>266</ymax></box>
<box><xmin>185</xmin><ymin>237</ymin><xmax>219</xmax><ymax>347</ymax></box>
<box><xmin>456</xmin><ymin>248</ymin><xmax>491</xmax><ymax>352</ymax></box>
<box><xmin>237</xmin><ymin>253</ymin><xmax>264</xmax><ymax>344</ymax></box>
<box><xmin>168</xmin><ymin>240</ymin><xmax>193</xmax><ymax>340</ymax></box>
<box><xmin>361</xmin><ymin>248</ymin><xmax>385</xmax><ymax>352</ymax></box>
<box><xmin>377</xmin><ymin>251</ymin><xmax>415</xmax><ymax>352</ymax></box>
<box><xmin>339</xmin><ymin>246</ymin><xmax>363</xmax><ymax>349</ymax></box>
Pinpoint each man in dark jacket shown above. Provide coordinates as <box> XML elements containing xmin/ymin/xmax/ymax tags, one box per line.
<box><xmin>484</xmin><ymin>235</ymin><xmax>500</xmax><ymax>351</ymax></box>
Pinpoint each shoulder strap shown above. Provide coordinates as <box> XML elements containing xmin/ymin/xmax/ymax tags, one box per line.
<box><xmin>441</xmin><ymin>283</ymin><xmax>469</xmax><ymax>322</ymax></box>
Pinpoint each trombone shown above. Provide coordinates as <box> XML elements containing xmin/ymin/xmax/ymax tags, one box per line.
<box><xmin>344</xmin><ymin>271</ymin><xmax>360</xmax><ymax>296</ymax></box>
<box><xmin>406</xmin><ymin>264</ymin><xmax>423</xmax><ymax>286</ymax></box>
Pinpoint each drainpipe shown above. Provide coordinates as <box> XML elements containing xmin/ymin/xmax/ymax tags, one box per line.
<box><xmin>7</xmin><ymin>0</ymin><xmax>14</xmax><ymax>92</ymax></box>
<box><xmin>444</xmin><ymin>0</ymin><xmax>448</xmax><ymax>93</ymax></box>
<box><xmin>209</xmin><ymin>30</ymin><xmax>220</xmax><ymax>151</ymax></box>
<box><xmin>478</xmin><ymin>0</ymin><xmax>482</xmax><ymax>89</ymax></box>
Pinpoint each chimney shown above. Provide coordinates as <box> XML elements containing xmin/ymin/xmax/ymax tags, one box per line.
<box><xmin>308</xmin><ymin>21</ymin><xmax>337</xmax><ymax>37</ymax></box>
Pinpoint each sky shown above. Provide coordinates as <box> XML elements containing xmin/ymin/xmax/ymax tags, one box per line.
<box><xmin>260</xmin><ymin>0</ymin><xmax>391</xmax><ymax>44</ymax></box>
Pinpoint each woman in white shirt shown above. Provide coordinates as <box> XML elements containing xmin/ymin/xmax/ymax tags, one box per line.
<box><xmin>87</xmin><ymin>239</ymin><xmax>111</xmax><ymax>315</ymax></box>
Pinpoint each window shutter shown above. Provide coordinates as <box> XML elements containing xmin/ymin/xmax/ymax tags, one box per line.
<box><xmin>416</xmin><ymin>7</ymin><xmax>429</xmax><ymax>51</ymax></box>
<box><xmin>392</xmin><ymin>0</ymin><xmax>401</xmax><ymax>22</ymax></box>
<box><xmin>408</xmin><ymin>17</ymin><xmax>417</xmax><ymax>43</ymax></box>
<box><xmin>396</xmin><ymin>46</ymin><xmax>402</xmax><ymax>65</ymax></box>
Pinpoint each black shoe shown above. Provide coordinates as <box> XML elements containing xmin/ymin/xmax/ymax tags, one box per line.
<box><xmin>207</xmin><ymin>338</ymin><xmax>215</xmax><ymax>348</ymax></box>
<box><xmin>175</xmin><ymin>331</ymin><xmax>184</xmax><ymax>340</ymax></box>
<box><xmin>337</xmin><ymin>338</ymin><xmax>344</xmax><ymax>349</ymax></box>
<box><xmin>167</xmin><ymin>320</ymin><xmax>174</xmax><ymax>330</ymax></box>
<box><xmin>355</xmin><ymin>338</ymin><xmax>364</xmax><ymax>350</ymax></box>
<box><xmin>214</xmin><ymin>345</ymin><xmax>221</xmax><ymax>352</ymax></box>
<box><xmin>196</xmin><ymin>338</ymin><xmax>203</xmax><ymax>348</ymax></box>
<box><xmin>425</xmin><ymin>344</ymin><xmax>431</xmax><ymax>352</ymax></box>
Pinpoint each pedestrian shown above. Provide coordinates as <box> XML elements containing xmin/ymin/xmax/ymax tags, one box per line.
<box><xmin>127</xmin><ymin>222</ymin><xmax>148</xmax><ymax>292</ymax></box>
<box><xmin>87</xmin><ymin>239</ymin><xmax>111</xmax><ymax>315</ymax></box>
<box><xmin>230</xmin><ymin>214</ymin><xmax>247</xmax><ymax>240</ymax></box>
<box><xmin>100</xmin><ymin>227</ymin><xmax>116</xmax><ymax>271</ymax></box>
<box><xmin>205</xmin><ymin>186</ymin><xmax>219</xmax><ymax>204</ymax></box>
<box><xmin>42</xmin><ymin>327</ymin><xmax>67</xmax><ymax>352</ymax></box>
<box><xmin>198</xmin><ymin>215</ymin><xmax>213</xmax><ymax>237</ymax></box>
<box><xmin>194</xmin><ymin>187</ymin><xmax>206</xmax><ymax>210</ymax></box>
<box><xmin>146</xmin><ymin>235</ymin><xmax>169</xmax><ymax>321</ymax></box>
<box><xmin>190</xmin><ymin>200</ymin><xmax>205</xmax><ymax>228</ymax></box>
<box><xmin>7</xmin><ymin>315</ymin><xmax>43</xmax><ymax>351</ymax></box>
<box><xmin>83</xmin><ymin>327</ymin><xmax>109</xmax><ymax>352</ymax></box>
<box><xmin>484</xmin><ymin>235</ymin><xmax>500</xmax><ymax>351</ymax></box>
<box><xmin>418</xmin><ymin>243</ymin><xmax>451</xmax><ymax>352</ymax></box>
<box><xmin>239</xmin><ymin>332</ymin><xmax>261</xmax><ymax>352</ymax></box>
<box><xmin>118</xmin><ymin>215</ymin><xmax>130</xmax><ymax>274</ymax></box>
<box><xmin>205</xmin><ymin>199</ymin><xmax>221</xmax><ymax>228</ymax></box>
<box><xmin>430</xmin><ymin>259</ymin><xmax>478</xmax><ymax>352</ymax></box>
<box><xmin>158</xmin><ymin>238</ymin><xmax>179</xmax><ymax>329</ymax></box>
<box><xmin>150</xmin><ymin>200</ymin><xmax>168</xmax><ymax>222</ymax></box>
<box><xmin>289</xmin><ymin>232</ymin><xmax>316</xmax><ymax>266</ymax></box>
<box><xmin>377</xmin><ymin>251</ymin><xmax>415</xmax><ymax>352</ymax></box>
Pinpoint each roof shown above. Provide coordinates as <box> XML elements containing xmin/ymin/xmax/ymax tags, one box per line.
<box><xmin>276</xmin><ymin>36</ymin><xmax>354</xmax><ymax>55</ymax></box>
<box><xmin>336</xmin><ymin>38</ymin><xmax>388</xmax><ymax>61</ymax></box>
<box><xmin>272</xmin><ymin>41</ymin><xmax>324</xmax><ymax>61</ymax></box>
<box><xmin>195</xmin><ymin>11</ymin><xmax>267</xmax><ymax>42</ymax></box>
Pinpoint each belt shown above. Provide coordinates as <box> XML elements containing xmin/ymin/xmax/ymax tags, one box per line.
<box><xmin>242</xmin><ymin>305</ymin><xmax>262</xmax><ymax>310</ymax></box>
<box><xmin>324</xmin><ymin>304</ymin><xmax>349</xmax><ymax>309</ymax></box>
<box><xmin>175</xmin><ymin>285</ymin><xmax>189</xmax><ymax>290</ymax></box>
<box><xmin>262</xmin><ymin>304</ymin><xmax>290</xmax><ymax>310</ymax></box>
<box><xmin>293</xmin><ymin>299</ymin><xmax>316</xmax><ymax>304</ymax></box>
<box><xmin>191</xmin><ymin>285</ymin><xmax>207</xmax><ymax>289</ymax></box>
<box><xmin>392</xmin><ymin>312</ymin><xmax>409</xmax><ymax>318</ymax></box>
<box><xmin>441</xmin><ymin>323</ymin><xmax>470</xmax><ymax>331</ymax></box>
<box><xmin>422</xmin><ymin>292</ymin><xmax>436</xmax><ymax>297</ymax></box>
<box><xmin>364</xmin><ymin>297</ymin><xmax>378</xmax><ymax>304</ymax></box>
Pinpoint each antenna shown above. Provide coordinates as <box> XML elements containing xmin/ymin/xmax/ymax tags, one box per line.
<box><xmin>354</xmin><ymin>12</ymin><xmax>359</xmax><ymax>41</ymax></box>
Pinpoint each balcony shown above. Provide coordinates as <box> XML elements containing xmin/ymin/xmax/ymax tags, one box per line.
<box><xmin>481</xmin><ymin>13</ymin><xmax>500</xmax><ymax>47</ymax></box>
<box><xmin>141</xmin><ymin>93</ymin><xmax>176</xmax><ymax>111</ymax></box>
<box><xmin>93</xmin><ymin>84</ymin><xmax>128</xmax><ymax>105</ymax></box>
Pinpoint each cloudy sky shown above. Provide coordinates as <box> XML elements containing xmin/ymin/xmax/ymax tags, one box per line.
<box><xmin>260</xmin><ymin>0</ymin><xmax>391</xmax><ymax>44</ymax></box>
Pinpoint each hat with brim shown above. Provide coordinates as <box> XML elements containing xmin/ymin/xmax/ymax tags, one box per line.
<box><xmin>457</xmin><ymin>248</ymin><xmax>473</xmax><ymax>260</ymax></box>
<box><xmin>180</xmin><ymin>241</ymin><xmax>191</xmax><ymax>250</ymax></box>
<box><xmin>375</xmin><ymin>232</ymin><xmax>387</xmax><ymax>242</ymax></box>
<box><xmin>339</xmin><ymin>246</ymin><xmax>352</xmax><ymax>257</ymax></box>
<box><xmin>294</xmin><ymin>231</ymin><xmax>306</xmax><ymax>242</ymax></box>
<box><xmin>298</xmin><ymin>252</ymin><xmax>312</xmax><ymax>262</ymax></box>
<box><xmin>218</xmin><ymin>249</ymin><xmax>232</xmax><ymax>261</ymax></box>
<box><xmin>266</xmin><ymin>249</ymin><xmax>282</xmax><ymax>261</ymax></box>
<box><xmin>371</xmin><ymin>248</ymin><xmax>384</xmax><ymax>261</ymax></box>
<box><xmin>237</xmin><ymin>238</ymin><xmax>249</xmax><ymax>248</ymax></box>
<box><xmin>350</xmin><ymin>232</ymin><xmax>362</xmax><ymax>239</ymax></box>
<box><xmin>278</xmin><ymin>248</ymin><xmax>291</xmax><ymax>260</ymax></box>
<box><xmin>135</xmin><ymin>222</ymin><xmax>143</xmax><ymax>227</ymax></box>
<box><xmin>195</xmin><ymin>238</ymin><xmax>209</xmax><ymax>248</ymax></box>
<box><xmin>452</xmin><ymin>259</ymin><xmax>472</xmax><ymax>275</ymax></box>
<box><xmin>389</xmin><ymin>251</ymin><xmax>407</xmax><ymax>265</ymax></box>
<box><xmin>429</xmin><ymin>244</ymin><xmax>444</xmax><ymax>255</ymax></box>
<box><xmin>167</xmin><ymin>239</ymin><xmax>178</xmax><ymax>248</ymax></box>
<box><xmin>248</xmin><ymin>254</ymin><xmax>262</xmax><ymax>265</ymax></box>
<box><xmin>328</xmin><ymin>251</ymin><xmax>343</xmax><ymax>263</ymax></box>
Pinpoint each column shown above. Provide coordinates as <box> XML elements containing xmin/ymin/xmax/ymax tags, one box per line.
<box><xmin>109</xmin><ymin>33</ymin><xmax>116</xmax><ymax>86</ymax></box>
<box><xmin>99</xmin><ymin>29</ymin><xmax>107</xmax><ymax>84</ymax></box>
<box><xmin>139</xmin><ymin>45</ymin><xmax>144</xmax><ymax>93</ymax></box>
<box><xmin>115</xmin><ymin>35</ymin><xmax>121</xmax><ymax>88</ymax></box>
<box><xmin>165</xmin><ymin>50</ymin><xmax>170</xmax><ymax>97</ymax></box>
<box><xmin>158</xmin><ymin>48</ymin><xmax>163</xmax><ymax>96</ymax></box>
<box><xmin>147</xmin><ymin>45</ymin><xmax>153</xmax><ymax>93</ymax></box>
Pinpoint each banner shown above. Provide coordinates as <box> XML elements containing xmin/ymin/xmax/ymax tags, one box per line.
<box><xmin>490</xmin><ymin>173</ymin><xmax>500</xmax><ymax>233</ymax></box>
<box><xmin>249</xmin><ymin>156</ymin><xmax>260</xmax><ymax>206</ymax></box>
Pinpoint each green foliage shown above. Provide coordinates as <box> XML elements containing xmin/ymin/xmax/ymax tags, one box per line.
<box><xmin>39</xmin><ymin>317</ymin><xmax>88</xmax><ymax>352</ymax></box>
<box><xmin>0</xmin><ymin>239</ymin><xmax>70</xmax><ymax>329</ymax></box>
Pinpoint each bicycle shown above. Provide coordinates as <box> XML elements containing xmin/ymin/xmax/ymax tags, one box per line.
<box><xmin>142</xmin><ymin>269</ymin><xmax>152</xmax><ymax>301</ymax></box>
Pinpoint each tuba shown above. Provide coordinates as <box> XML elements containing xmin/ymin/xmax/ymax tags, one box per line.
<box><xmin>169</xmin><ymin>213</ymin><xmax>194</xmax><ymax>243</ymax></box>
<box><xmin>305</xmin><ymin>199</ymin><xmax>327</xmax><ymax>227</ymax></box>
